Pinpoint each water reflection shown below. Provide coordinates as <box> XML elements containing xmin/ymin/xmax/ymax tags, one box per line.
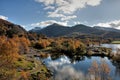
<box><xmin>51</xmin><ymin>54</ymin><xmax>86</xmax><ymax>63</ymax></box>
<box><xmin>41</xmin><ymin>44</ymin><xmax>120</xmax><ymax>80</ymax></box>
<box><xmin>43</xmin><ymin>55</ymin><xmax>120</xmax><ymax>80</ymax></box>
<box><xmin>43</xmin><ymin>55</ymin><xmax>86</xmax><ymax>80</ymax></box>
<box><xmin>112</xmin><ymin>61</ymin><xmax>120</xmax><ymax>77</ymax></box>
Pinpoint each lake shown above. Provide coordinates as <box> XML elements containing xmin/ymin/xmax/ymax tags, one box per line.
<box><xmin>42</xmin><ymin>44</ymin><xmax>120</xmax><ymax>80</ymax></box>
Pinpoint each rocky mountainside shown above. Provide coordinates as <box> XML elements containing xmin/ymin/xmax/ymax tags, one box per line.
<box><xmin>0</xmin><ymin>19</ymin><xmax>27</xmax><ymax>37</ymax></box>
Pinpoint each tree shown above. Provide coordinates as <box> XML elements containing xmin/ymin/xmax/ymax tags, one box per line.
<box><xmin>19</xmin><ymin>37</ymin><xmax>30</xmax><ymax>54</ymax></box>
<box><xmin>20</xmin><ymin>71</ymin><xmax>30</xmax><ymax>80</ymax></box>
<box><xmin>12</xmin><ymin>36</ymin><xmax>30</xmax><ymax>54</ymax></box>
<box><xmin>0</xmin><ymin>36</ymin><xmax>19</xmax><ymax>80</ymax></box>
<box><xmin>34</xmin><ymin>39</ymin><xmax>50</xmax><ymax>49</ymax></box>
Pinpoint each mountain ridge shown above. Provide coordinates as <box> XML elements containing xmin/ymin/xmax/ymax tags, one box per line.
<box><xmin>30</xmin><ymin>23</ymin><xmax>120</xmax><ymax>38</ymax></box>
<box><xmin>0</xmin><ymin>19</ymin><xmax>120</xmax><ymax>39</ymax></box>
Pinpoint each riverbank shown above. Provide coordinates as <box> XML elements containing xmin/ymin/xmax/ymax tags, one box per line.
<box><xmin>112</xmin><ymin>41</ymin><xmax>120</xmax><ymax>44</ymax></box>
<box><xmin>17</xmin><ymin>43</ymin><xmax>120</xmax><ymax>80</ymax></box>
<box><xmin>13</xmin><ymin>48</ymin><xmax>53</xmax><ymax>80</ymax></box>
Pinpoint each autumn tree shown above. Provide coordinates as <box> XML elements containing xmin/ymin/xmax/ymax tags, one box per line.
<box><xmin>34</xmin><ymin>39</ymin><xmax>50</xmax><ymax>49</ymax></box>
<box><xmin>19</xmin><ymin>37</ymin><xmax>30</xmax><ymax>54</ymax></box>
<box><xmin>0</xmin><ymin>36</ymin><xmax>19</xmax><ymax>80</ymax></box>
<box><xmin>12</xmin><ymin>36</ymin><xmax>30</xmax><ymax>54</ymax></box>
<box><xmin>60</xmin><ymin>39</ymin><xmax>86</xmax><ymax>54</ymax></box>
<box><xmin>20</xmin><ymin>71</ymin><xmax>30</xmax><ymax>80</ymax></box>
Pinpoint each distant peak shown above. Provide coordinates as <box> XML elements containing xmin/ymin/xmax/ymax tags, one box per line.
<box><xmin>52</xmin><ymin>23</ymin><xmax>63</xmax><ymax>26</ymax></box>
<box><xmin>74</xmin><ymin>24</ymin><xmax>89</xmax><ymax>27</ymax></box>
<box><xmin>74</xmin><ymin>24</ymin><xmax>84</xmax><ymax>26</ymax></box>
<box><xmin>47</xmin><ymin>23</ymin><xmax>67</xmax><ymax>27</ymax></box>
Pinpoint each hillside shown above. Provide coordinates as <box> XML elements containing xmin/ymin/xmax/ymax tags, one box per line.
<box><xmin>94</xmin><ymin>26</ymin><xmax>120</xmax><ymax>33</ymax></box>
<box><xmin>0</xmin><ymin>19</ymin><xmax>27</xmax><ymax>37</ymax></box>
<box><xmin>30</xmin><ymin>23</ymin><xmax>120</xmax><ymax>39</ymax></box>
<box><xmin>30</xmin><ymin>23</ymin><xmax>71</xmax><ymax>37</ymax></box>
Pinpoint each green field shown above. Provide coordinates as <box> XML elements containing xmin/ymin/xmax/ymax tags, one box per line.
<box><xmin>112</xmin><ymin>41</ymin><xmax>120</xmax><ymax>44</ymax></box>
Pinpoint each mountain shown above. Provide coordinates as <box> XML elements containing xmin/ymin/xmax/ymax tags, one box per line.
<box><xmin>0</xmin><ymin>19</ymin><xmax>27</xmax><ymax>37</ymax></box>
<box><xmin>30</xmin><ymin>23</ymin><xmax>120</xmax><ymax>38</ymax></box>
<box><xmin>94</xmin><ymin>26</ymin><xmax>120</xmax><ymax>33</ymax></box>
<box><xmin>30</xmin><ymin>27</ymin><xmax>42</xmax><ymax>33</ymax></box>
<box><xmin>71</xmin><ymin>24</ymin><xmax>105</xmax><ymax>35</ymax></box>
<box><xmin>30</xmin><ymin>23</ymin><xmax>71</xmax><ymax>37</ymax></box>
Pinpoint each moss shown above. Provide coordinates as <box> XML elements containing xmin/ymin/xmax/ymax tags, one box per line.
<box><xmin>30</xmin><ymin>64</ymin><xmax>52</xmax><ymax>80</ymax></box>
<box><xmin>14</xmin><ymin>57</ymin><xmax>35</xmax><ymax>70</ymax></box>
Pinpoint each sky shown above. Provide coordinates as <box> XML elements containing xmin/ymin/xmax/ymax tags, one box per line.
<box><xmin>0</xmin><ymin>0</ymin><xmax>120</xmax><ymax>30</ymax></box>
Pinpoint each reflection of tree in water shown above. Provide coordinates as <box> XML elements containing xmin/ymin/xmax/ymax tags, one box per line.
<box><xmin>112</xmin><ymin>61</ymin><xmax>120</xmax><ymax>77</ymax></box>
<box><xmin>51</xmin><ymin>53</ymin><xmax>86</xmax><ymax>63</ymax></box>
<box><xmin>66</xmin><ymin>55</ymin><xmax>85</xmax><ymax>63</ymax></box>
<box><xmin>51</xmin><ymin>53</ymin><xmax>63</xmax><ymax>60</ymax></box>
<box><xmin>88</xmin><ymin>60</ymin><xmax>111</xmax><ymax>80</ymax></box>
<box><xmin>112</xmin><ymin>48</ymin><xmax>120</xmax><ymax>77</ymax></box>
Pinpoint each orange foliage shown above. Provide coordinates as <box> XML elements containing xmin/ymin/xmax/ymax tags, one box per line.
<box><xmin>0</xmin><ymin>36</ymin><xmax>19</xmax><ymax>67</ymax></box>
<box><xmin>0</xmin><ymin>36</ymin><xmax>19</xmax><ymax>79</ymax></box>
<box><xmin>13</xmin><ymin>36</ymin><xmax>30</xmax><ymax>54</ymax></box>
<box><xmin>20</xmin><ymin>71</ymin><xmax>30</xmax><ymax>80</ymax></box>
<box><xmin>35</xmin><ymin>39</ymin><xmax>50</xmax><ymax>49</ymax></box>
<box><xmin>19</xmin><ymin>37</ymin><xmax>30</xmax><ymax>54</ymax></box>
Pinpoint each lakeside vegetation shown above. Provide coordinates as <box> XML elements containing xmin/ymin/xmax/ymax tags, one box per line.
<box><xmin>0</xmin><ymin>33</ymin><xmax>120</xmax><ymax>80</ymax></box>
<box><xmin>0</xmin><ymin>35</ymin><xmax>120</xmax><ymax>80</ymax></box>
<box><xmin>0</xmin><ymin>36</ymin><xmax>52</xmax><ymax>80</ymax></box>
<box><xmin>112</xmin><ymin>41</ymin><xmax>120</xmax><ymax>44</ymax></box>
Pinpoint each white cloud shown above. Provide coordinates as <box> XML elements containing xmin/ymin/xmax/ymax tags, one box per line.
<box><xmin>61</xmin><ymin>15</ymin><xmax>77</xmax><ymax>21</ymax></box>
<box><xmin>0</xmin><ymin>15</ymin><xmax>8</xmax><ymax>20</ymax></box>
<box><xmin>35</xmin><ymin>0</ymin><xmax>102</xmax><ymax>21</ymax></box>
<box><xmin>74</xmin><ymin>21</ymin><xmax>81</xmax><ymax>25</ymax></box>
<box><xmin>44</xmin><ymin>6</ymin><xmax>55</xmax><ymax>10</ymax></box>
<box><xmin>48</xmin><ymin>11</ymin><xmax>65</xmax><ymax>18</ymax></box>
<box><xmin>55</xmin><ymin>65</ymin><xmax>85</xmax><ymax>80</ymax></box>
<box><xmin>35</xmin><ymin>0</ymin><xmax>54</xmax><ymax>6</ymax></box>
<box><xmin>35</xmin><ymin>0</ymin><xmax>102</xmax><ymax>14</ymax></box>
<box><xmin>94</xmin><ymin>23</ymin><xmax>111</xmax><ymax>27</ymax></box>
<box><xmin>31</xmin><ymin>20</ymin><xmax>68</xmax><ymax>28</ymax></box>
<box><xmin>94</xmin><ymin>20</ymin><xmax>120</xmax><ymax>29</ymax></box>
<box><xmin>87</xmin><ymin>0</ymin><xmax>101</xmax><ymax>6</ymax></box>
<box><xmin>43</xmin><ymin>56</ymin><xmax>85</xmax><ymax>80</ymax></box>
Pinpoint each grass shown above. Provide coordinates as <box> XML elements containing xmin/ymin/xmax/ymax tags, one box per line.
<box><xmin>13</xmin><ymin>55</ymin><xmax>51</xmax><ymax>80</ymax></box>
<box><xmin>112</xmin><ymin>41</ymin><xmax>120</xmax><ymax>44</ymax></box>
<box><xmin>14</xmin><ymin>57</ymin><xmax>35</xmax><ymax>70</ymax></box>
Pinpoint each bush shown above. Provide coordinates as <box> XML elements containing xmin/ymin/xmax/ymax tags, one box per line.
<box><xmin>34</xmin><ymin>39</ymin><xmax>50</xmax><ymax>49</ymax></box>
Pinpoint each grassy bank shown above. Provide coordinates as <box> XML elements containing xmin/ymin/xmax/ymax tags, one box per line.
<box><xmin>112</xmin><ymin>41</ymin><xmax>120</xmax><ymax>44</ymax></box>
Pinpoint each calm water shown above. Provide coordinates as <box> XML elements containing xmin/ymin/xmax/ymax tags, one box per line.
<box><xmin>42</xmin><ymin>44</ymin><xmax>120</xmax><ymax>80</ymax></box>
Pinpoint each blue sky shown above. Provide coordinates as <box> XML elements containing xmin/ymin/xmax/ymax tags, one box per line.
<box><xmin>0</xmin><ymin>0</ymin><xmax>120</xmax><ymax>30</ymax></box>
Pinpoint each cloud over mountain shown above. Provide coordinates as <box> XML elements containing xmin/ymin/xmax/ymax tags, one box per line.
<box><xmin>31</xmin><ymin>20</ymin><xmax>68</xmax><ymax>28</ymax></box>
<box><xmin>0</xmin><ymin>15</ymin><xmax>8</xmax><ymax>20</ymax></box>
<box><xmin>94</xmin><ymin>20</ymin><xmax>120</xmax><ymax>29</ymax></box>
